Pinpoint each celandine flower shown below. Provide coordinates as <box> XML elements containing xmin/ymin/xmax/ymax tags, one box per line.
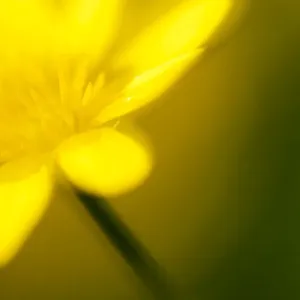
<box><xmin>0</xmin><ymin>0</ymin><xmax>233</xmax><ymax>265</ymax></box>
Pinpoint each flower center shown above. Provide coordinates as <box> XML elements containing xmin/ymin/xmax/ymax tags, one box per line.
<box><xmin>0</xmin><ymin>60</ymin><xmax>105</xmax><ymax>163</ymax></box>
<box><xmin>0</xmin><ymin>0</ymin><xmax>125</xmax><ymax>164</ymax></box>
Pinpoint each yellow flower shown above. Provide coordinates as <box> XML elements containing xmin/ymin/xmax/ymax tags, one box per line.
<box><xmin>0</xmin><ymin>0</ymin><xmax>233</xmax><ymax>266</ymax></box>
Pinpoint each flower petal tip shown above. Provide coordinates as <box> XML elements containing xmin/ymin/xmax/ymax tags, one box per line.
<box><xmin>0</xmin><ymin>164</ymin><xmax>53</xmax><ymax>267</ymax></box>
<box><xmin>57</xmin><ymin>128</ymin><xmax>152</xmax><ymax>198</ymax></box>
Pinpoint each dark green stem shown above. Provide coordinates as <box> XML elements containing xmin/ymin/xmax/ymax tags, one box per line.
<box><xmin>74</xmin><ymin>188</ymin><xmax>174</xmax><ymax>300</ymax></box>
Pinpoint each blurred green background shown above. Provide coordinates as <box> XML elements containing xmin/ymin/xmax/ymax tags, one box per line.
<box><xmin>1</xmin><ymin>0</ymin><xmax>300</xmax><ymax>299</ymax></box>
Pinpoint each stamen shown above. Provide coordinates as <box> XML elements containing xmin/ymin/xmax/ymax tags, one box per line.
<box><xmin>81</xmin><ymin>82</ymin><xmax>93</xmax><ymax>106</ymax></box>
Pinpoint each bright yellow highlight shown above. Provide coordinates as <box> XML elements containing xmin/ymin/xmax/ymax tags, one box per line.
<box><xmin>0</xmin><ymin>0</ymin><xmax>234</xmax><ymax>265</ymax></box>
<box><xmin>57</xmin><ymin>128</ymin><xmax>151</xmax><ymax>197</ymax></box>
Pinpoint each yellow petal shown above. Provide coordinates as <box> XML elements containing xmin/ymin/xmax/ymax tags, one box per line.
<box><xmin>0</xmin><ymin>0</ymin><xmax>123</xmax><ymax>64</ymax></box>
<box><xmin>0</xmin><ymin>1</ymin><xmax>53</xmax><ymax>61</ymax></box>
<box><xmin>54</xmin><ymin>0</ymin><xmax>123</xmax><ymax>58</ymax></box>
<box><xmin>57</xmin><ymin>128</ymin><xmax>152</xmax><ymax>198</ymax></box>
<box><xmin>0</xmin><ymin>161</ymin><xmax>53</xmax><ymax>267</ymax></box>
<box><xmin>96</xmin><ymin>49</ymin><xmax>202</xmax><ymax>124</ymax></box>
<box><xmin>114</xmin><ymin>0</ymin><xmax>233</xmax><ymax>73</ymax></box>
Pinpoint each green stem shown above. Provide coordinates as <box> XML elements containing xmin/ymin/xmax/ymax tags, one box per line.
<box><xmin>74</xmin><ymin>188</ymin><xmax>174</xmax><ymax>300</ymax></box>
